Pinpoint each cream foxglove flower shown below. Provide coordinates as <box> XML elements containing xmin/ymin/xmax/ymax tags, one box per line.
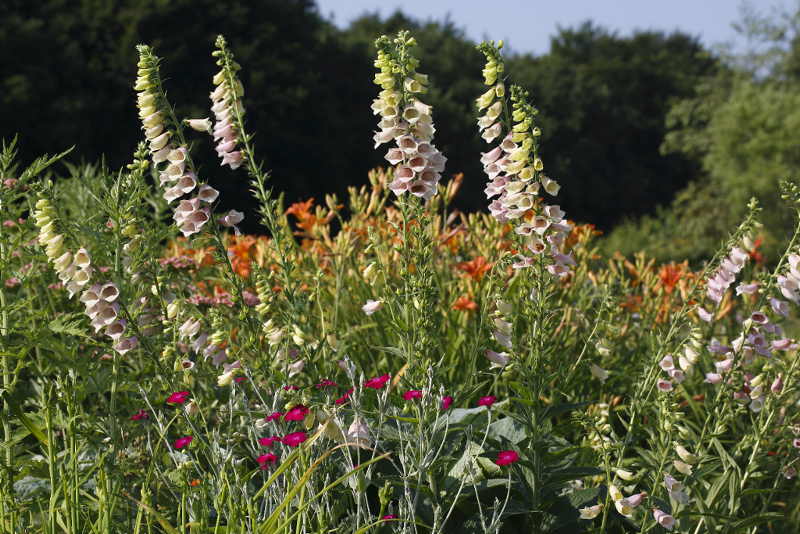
<box><xmin>185</xmin><ymin>118</ymin><xmax>212</xmax><ymax>133</ymax></box>
<box><xmin>578</xmin><ymin>504</ymin><xmax>602</xmax><ymax>519</ymax></box>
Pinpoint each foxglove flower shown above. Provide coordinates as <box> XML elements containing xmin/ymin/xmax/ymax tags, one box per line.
<box><xmin>373</xmin><ymin>33</ymin><xmax>446</xmax><ymax>200</ymax></box>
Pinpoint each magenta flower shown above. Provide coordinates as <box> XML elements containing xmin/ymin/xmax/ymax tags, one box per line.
<box><xmin>283</xmin><ymin>385</ymin><xmax>300</xmax><ymax>391</ymax></box>
<box><xmin>477</xmin><ymin>395</ymin><xmax>496</xmax><ymax>407</ymax></box>
<box><xmin>282</xmin><ymin>431</ymin><xmax>307</xmax><ymax>447</ymax></box>
<box><xmin>441</xmin><ymin>396</ymin><xmax>454</xmax><ymax>410</ymax></box>
<box><xmin>257</xmin><ymin>453</ymin><xmax>278</xmax><ymax>469</ymax></box>
<box><xmin>166</xmin><ymin>391</ymin><xmax>190</xmax><ymax>405</ymax></box>
<box><xmin>265</xmin><ymin>412</ymin><xmax>282</xmax><ymax>422</ymax></box>
<box><xmin>495</xmin><ymin>450</ymin><xmax>519</xmax><ymax>466</ymax></box>
<box><xmin>130</xmin><ymin>409</ymin><xmax>149</xmax><ymax>421</ymax></box>
<box><xmin>174</xmin><ymin>436</ymin><xmax>193</xmax><ymax>449</ymax></box>
<box><xmin>402</xmin><ymin>390</ymin><xmax>423</xmax><ymax>401</ymax></box>
<box><xmin>335</xmin><ymin>388</ymin><xmax>354</xmax><ymax>405</ymax></box>
<box><xmin>316</xmin><ymin>379</ymin><xmax>337</xmax><ymax>389</ymax></box>
<box><xmin>283</xmin><ymin>405</ymin><xmax>309</xmax><ymax>422</ymax></box>
<box><xmin>234</xmin><ymin>376</ymin><xmax>248</xmax><ymax>383</ymax></box>
<box><xmin>381</xmin><ymin>514</ymin><xmax>398</xmax><ymax>520</ymax></box>
<box><xmin>364</xmin><ymin>374</ymin><xmax>390</xmax><ymax>389</ymax></box>
<box><xmin>258</xmin><ymin>436</ymin><xmax>282</xmax><ymax>447</ymax></box>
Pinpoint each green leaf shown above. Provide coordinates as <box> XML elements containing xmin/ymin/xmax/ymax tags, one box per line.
<box><xmin>2</xmin><ymin>391</ymin><xmax>47</xmax><ymax>447</ymax></box>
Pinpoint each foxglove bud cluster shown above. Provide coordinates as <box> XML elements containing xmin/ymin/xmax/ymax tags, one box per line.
<box><xmin>373</xmin><ymin>32</ymin><xmax>447</xmax><ymax>200</ymax></box>
<box><xmin>476</xmin><ymin>41</ymin><xmax>573</xmax><ymax>277</ymax></box>
<box><xmin>33</xmin><ymin>198</ymin><xmax>93</xmax><ymax>298</ymax></box>
<box><xmin>208</xmin><ymin>36</ymin><xmax>244</xmax><ymax>170</ymax></box>
<box><xmin>173</xmin><ymin>309</ymin><xmax>228</xmax><ymax>367</ymax></box>
<box><xmin>656</xmin><ymin>328</ymin><xmax>702</xmax><ymax>393</ymax></box>
<box><xmin>135</xmin><ymin>45</ymin><xmax>219</xmax><ymax>237</ymax></box>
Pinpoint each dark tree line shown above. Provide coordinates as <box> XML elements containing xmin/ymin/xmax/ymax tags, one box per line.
<box><xmin>2</xmin><ymin>0</ymin><xmax>719</xmax><ymax>230</ymax></box>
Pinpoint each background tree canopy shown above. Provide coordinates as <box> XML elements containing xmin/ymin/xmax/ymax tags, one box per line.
<box><xmin>2</xmin><ymin>0</ymin><xmax>734</xmax><ymax>237</ymax></box>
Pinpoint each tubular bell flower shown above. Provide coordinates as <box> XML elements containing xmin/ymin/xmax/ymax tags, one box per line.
<box><xmin>475</xmin><ymin>41</ymin><xmax>573</xmax><ymax>277</ymax></box>
<box><xmin>210</xmin><ymin>36</ymin><xmax>245</xmax><ymax>170</ymax></box>
<box><xmin>135</xmin><ymin>45</ymin><xmax>218</xmax><ymax>237</ymax></box>
<box><xmin>373</xmin><ymin>32</ymin><xmax>446</xmax><ymax>200</ymax></box>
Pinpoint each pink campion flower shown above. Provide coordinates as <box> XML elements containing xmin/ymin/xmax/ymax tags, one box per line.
<box><xmin>364</xmin><ymin>374</ymin><xmax>390</xmax><ymax>389</ymax></box>
<box><xmin>362</xmin><ymin>299</ymin><xmax>383</xmax><ymax>315</ymax></box>
<box><xmin>166</xmin><ymin>391</ymin><xmax>191</xmax><ymax>405</ymax></box>
<box><xmin>4</xmin><ymin>278</ymin><xmax>20</xmax><ymax>288</ymax></box>
<box><xmin>477</xmin><ymin>395</ymin><xmax>497</xmax><ymax>407</ymax></box>
<box><xmin>257</xmin><ymin>453</ymin><xmax>278</xmax><ymax>469</ymax></box>
<box><xmin>402</xmin><ymin>390</ymin><xmax>423</xmax><ymax>401</ymax></box>
<box><xmin>282</xmin><ymin>431</ymin><xmax>307</xmax><ymax>447</ymax></box>
<box><xmin>495</xmin><ymin>450</ymin><xmax>519</xmax><ymax>466</ymax></box>
<box><xmin>130</xmin><ymin>409</ymin><xmax>149</xmax><ymax>421</ymax></box>
<box><xmin>381</xmin><ymin>515</ymin><xmax>398</xmax><ymax>520</ymax></box>
<box><xmin>265</xmin><ymin>412</ymin><xmax>282</xmax><ymax>422</ymax></box>
<box><xmin>335</xmin><ymin>388</ymin><xmax>354</xmax><ymax>405</ymax></box>
<box><xmin>653</xmin><ymin>509</ymin><xmax>675</xmax><ymax>530</ymax></box>
<box><xmin>234</xmin><ymin>376</ymin><xmax>248</xmax><ymax>383</ymax></box>
<box><xmin>258</xmin><ymin>436</ymin><xmax>282</xmax><ymax>447</ymax></box>
<box><xmin>441</xmin><ymin>396</ymin><xmax>454</xmax><ymax>410</ymax></box>
<box><xmin>283</xmin><ymin>405</ymin><xmax>309</xmax><ymax>422</ymax></box>
<box><xmin>174</xmin><ymin>436</ymin><xmax>193</xmax><ymax>449</ymax></box>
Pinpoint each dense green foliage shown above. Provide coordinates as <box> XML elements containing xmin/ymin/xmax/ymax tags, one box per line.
<box><xmin>2</xmin><ymin>1</ymin><xmax>718</xmax><ymax>229</ymax></box>
<box><xmin>604</xmin><ymin>4</ymin><xmax>800</xmax><ymax>263</ymax></box>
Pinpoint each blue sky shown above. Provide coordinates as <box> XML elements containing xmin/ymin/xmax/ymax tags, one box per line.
<box><xmin>316</xmin><ymin>0</ymin><xmax>787</xmax><ymax>55</ymax></box>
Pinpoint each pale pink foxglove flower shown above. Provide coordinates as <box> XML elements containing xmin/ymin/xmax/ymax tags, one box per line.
<box><xmin>362</xmin><ymin>299</ymin><xmax>383</xmax><ymax>315</ymax></box>
<box><xmin>653</xmin><ymin>509</ymin><xmax>675</xmax><ymax>530</ymax></box>
<box><xmin>220</xmin><ymin>209</ymin><xmax>244</xmax><ymax>227</ymax></box>
<box><xmin>484</xmin><ymin>349</ymin><xmax>509</xmax><ymax>367</ymax></box>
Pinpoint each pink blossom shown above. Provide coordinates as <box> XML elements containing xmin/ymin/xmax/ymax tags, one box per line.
<box><xmin>281</xmin><ymin>431</ymin><xmax>307</xmax><ymax>447</ymax></box>
<box><xmin>174</xmin><ymin>436</ymin><xmax>193</xmax><ymax>449</ymax></box>
<box><xmin>265</xmin><ymin>412</ymin><xmax>282</xmax><ymax>422</ymax></box>
<box><xmin>477</xmin><ymin>395</ymin><xmax>496</xmax><ymax>407</ymax></box>
<box><xmin>315</xmin><ymin>379</ymin><xmax>337</xmax><ymax>389</ymax></box>
<box><xmin>364</xmin><ymin>374</ymin><xmax>390</xmax><ymax>389</ymax></box>
<box><xmin>441</xmin><ymin>396</ymin><xmax>453</xmax><ymax>410</ymax></box>
<box><xmin>130</xmin><ymin>409</ymin><xmax>149</xmax><ymax>421</ymax></box>
<box><xmin>495</xmin><ymin>450</ymin><xmax>519</xmax><ymax>466</ymax></box>
<box><xmin>258</xmin><ymin>436</ymin><xmax>282</xmax><ymax>447</ymax></box>
<box><xmin>402</xmin><ymin>390</ymin><xmax>423</xmax><ymax>401</ymax></box>
<box><xmin>335</xmin><ymin>388</ymin><xmax>354</xmax><ymax>405</ymax></box>
<box><xmin>166</xmin><ymin>391</ymin><xmax>190</xmax><ymax>405</ymax></box>
<box><xmin>283</xmin><ymin>405</ymin><xmax>309</xmax><ymax>422</ymax></box>
<box><xmin>257</xmin><ymin>453</ymin><xmax>278</xmax><ymax>469</ymax></box>
<box><xmin>4</xmin><ymin>278</ymin><xmax>20</xmax><ymax>288</ymax></box>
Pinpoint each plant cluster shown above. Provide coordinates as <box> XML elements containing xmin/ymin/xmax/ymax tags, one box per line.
<box><xmin>0</xmin><ymin>31</ymin><xmax>798</xmax><ymax>534</ymax></box>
